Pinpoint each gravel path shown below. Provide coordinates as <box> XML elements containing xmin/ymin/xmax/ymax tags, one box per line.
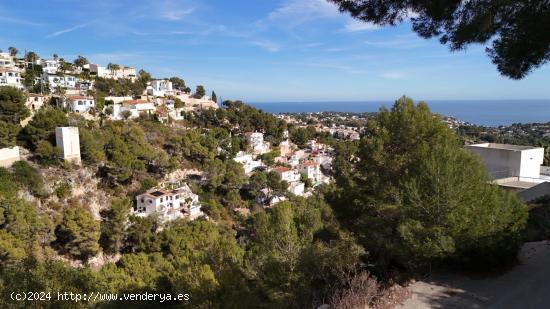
<box><xmin>396</xmin><ymin>241</ymin><xmax>550</xmax><ymax>309</ymax></box>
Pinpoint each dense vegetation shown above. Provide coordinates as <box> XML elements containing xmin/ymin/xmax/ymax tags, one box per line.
<box><xmin>329</xmin><ymin>97</ymin><xmax>528</xmax><ymax>273</ymax></box>
<box><xmin>0</xmin><ymin>87</ymin><xmax>532</xmax><ymax>307</ymax></box>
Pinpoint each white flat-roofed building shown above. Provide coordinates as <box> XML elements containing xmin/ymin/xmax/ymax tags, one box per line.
<box><xmin>147</xmin><ymin>79</ymin><xmax>173</xmax><ymax>97</ymax></box>
<box><xmin>0</xmin><ymin>53</ymin><xmax>16</xmax><ymax>69</ymax></box>
<box><xmin>245</xmin><ymin>132</ymin><xmax>271</xmax><ymax>155</ymax></box>
<box><xmin>86</xmin><ymin>64</ymin><xmax>136</xmax><ymax>80</ymax></box>
<box><xmin>40</xmin><ymin>59</ymin><xmax>60</xmax><ymax>74</ymax></box>
<box><xmin>288</xmin><ymin>181</ymin><xmax>305</xmax><ymax>196</ymax></box>
<box><xmin>42</xmin><ymin>73</ymin><xmax>77</xmax><ymax>89</ymax></box>
<box><xmin>135</xmin><ymin>183</ymin><xmax>203</xmax><ymax>222</ymax></box>
<box><xmin>55</xmin><ymin>127</ymin><xmax>81</xmax><ymax>164</ymax></box>
<box><xmin>0</xmin><ymin>68</ymin><xmax>23</xmax><ymax>89</ymax></box>
<box><xmin>234</xmin><ymin>151</ymin><xmax>264</xmax><ymax>174</ymax></box>
<box><xmin>465</xmin><ymin>143</ymin><xmax>545</xmax><ymax>181</ymax></box>
<box><xmin>66</xmin><ymin>95</ymin><xmax>95</xmax><ymax>113</ymax></box>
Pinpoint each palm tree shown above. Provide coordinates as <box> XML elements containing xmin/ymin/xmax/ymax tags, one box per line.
<box><xmin>8</xmin><ymin>47</ymin><xmax>18</xmax><ymax>57</ymax></box>
<box><xmin>107</xmin><ymin>63</ymin><xmax>120</xmax><ymax>78</ymax></box>
<box><xmin>73</xmin><ymin>55</ymin><xmax>88</xmax><ymax>68</ymax></box>
<box><xmin>53</xmin><ymin>53</ymin><xmax>59</xmax><ymax>61</ymax></box>
<box><xmin>25</xmin><ymin>51</ymin><xmax>38</xmax><ymax>63</ymax></box>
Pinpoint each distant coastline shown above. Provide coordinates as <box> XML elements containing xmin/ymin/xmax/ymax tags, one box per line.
<box><xmin>249</xmin><ymin>99</ymin><xmax>550</xmax><ymax>127</ymax></box>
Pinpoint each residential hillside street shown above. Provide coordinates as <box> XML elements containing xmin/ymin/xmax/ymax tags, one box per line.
<box><xmin>397</xmin><ymin>241</ymin><xmax>550</xmax><ymax>309</ymax></box>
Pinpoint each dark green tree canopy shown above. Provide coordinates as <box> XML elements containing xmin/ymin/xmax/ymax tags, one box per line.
<box><xmin>328</xmin><ymin>0</ymin><xmax>550</xmax><ymax>79</ymax></box>
<box><xmin>0</xmin><ymin>87</ymin><xmax>29</xmax><ymax>124</ymax></box>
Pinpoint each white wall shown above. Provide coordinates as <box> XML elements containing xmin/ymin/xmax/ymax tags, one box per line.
<box><xmin>465</xmin><ymin>144</ymin><xmax>544</xmax><ymax>180</ymax></box>
<box><xmin>55</xmin><ymin>127</ymin><xmax>81</xmax><ymax>164</ymax></box>
<box><xmin>519</xmin><ymin>148</ymin><xmax>545</xmax><ymax>180</ymax></box>
<box><xmin>0</xmin><ymin>146</ymin><xmax>20</xmax><ymax>167</ymax></box>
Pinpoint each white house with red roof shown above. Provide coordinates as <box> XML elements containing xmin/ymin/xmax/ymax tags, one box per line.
<box><xmin>272</xmin><ymin>166</ymin><xmax>300</xmax><ymax>183</ymax></box>
<box><xmin>300</xmin><ymin>161</ymin><xmax>326</xmax><ymax>185</ymax></box>
<box><xmin>135</xmin><ymin>183</ymin><xmax>203</xmax><ymax>222</ymax></box>
<box><xmin>112</xmin><ymin>99</ymin><xmax>155</xmax><ymax>119</ymax></box>
<box><xmin>66</xmin><ymin>95</ymin><xmax>95</xmax><ymax>113</ymax></box>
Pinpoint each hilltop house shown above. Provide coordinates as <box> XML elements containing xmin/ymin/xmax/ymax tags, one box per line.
<box><xmin>272</xmin><ymin>166</ymin><xmax>305</xmax><ymax>196</ymax></box>
<box><xmin>0</xmin><ymin>68</ymin><xmax>23</xmax><ymax>89</ymax></box>
<box><xmin>300</xmin><ymin>161</ymin><xmax>325</xmax><ymax>185</ymax></box>
<box><xmin>0</xmin><ymin>53</ymin><xmax>16</xmax><ymax>69</ymax></box>
<box><xmin>85</xmin><ymin>64</ymin><xmax>136</xmax><ymax>80</ymax></box>
<box><xmin>245</xmin><ymin>132</ymin><xmax>270</xmax><ymax>155</ymax></box>
<box><xmin>42</xmin><ymin>73</ymin><xmax>77</xmax><ymax>89</ymax></box>
<box><xmin>40</xmin><ymin>59</ymin><xmax>59</xmax><ymax>74</ymax></box>
<box><xmin>65</xmin><ymin>96</ymin><xmax>95</xmax><ymax>113</ymax></box>
<box><xmin>135</xmin><ymin>183</ymin><xmax>203</xmax><ymax>222</ymax></box>
<box><xmin>234</xmin><ymin>151</ymin><xmax>264</xmax><ymax>174</ymax></box>
<box><xmin>112</xmin><ymin>99</ymin><xmax>155</xmax><ymax>120</ymax></box>
<box><xmin>147</xmin><ymin>79</ymin><xmax>173</xmax><ymax>97</ymax></box>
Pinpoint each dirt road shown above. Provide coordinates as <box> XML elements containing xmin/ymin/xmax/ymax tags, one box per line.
<box><xmin>396</xmin><ymin>241</ymin><xmax>550</xmax><ymax>308</ymax></box>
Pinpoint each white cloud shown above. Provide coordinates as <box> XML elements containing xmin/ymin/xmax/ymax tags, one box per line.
<box><xmin>161</xmin><ymin>7</ymin><xmax>195</xmax><ymax>21</ymax></box>
<box><xmin>381</xmin><ymin>71</ymin><xmax>406</xmax><ymax>79</ymax></box>
<box><xmin>252</xmin><ymin>40</ymin><xmax>282</xmax><ymax>52</ymax></box>
<box><xmin>46</xmin><ymin>22</ymin><xmax>92</xmax><ymax>38</ymax></box>
<box><xmin>344</xmin><ymin>20</ymin><xmax>380</xmax><ymax>32</ymax></box>
<box><xmin>262</xmin><ymin>0</ymin><xmax>340</xmax><ymax>29</ymax></box>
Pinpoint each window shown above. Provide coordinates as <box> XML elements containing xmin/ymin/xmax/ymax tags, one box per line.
<box><xmin>160</xmin><ymin>197</ymin><xmax>163</xmax><ymax>202</ymax></box>
<box><xmin>140</xmin><ymin>198</ymin><xmax>144</xmax><ymax>203</ymax></box>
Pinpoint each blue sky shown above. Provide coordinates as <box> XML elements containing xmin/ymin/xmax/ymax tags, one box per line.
<box><xmin>1</xmin><ymin>0</ymin><xmax>548</xmax><ymax>102</ymax></box>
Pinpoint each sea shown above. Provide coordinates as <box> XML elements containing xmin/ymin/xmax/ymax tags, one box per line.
<box><xmin>249</xmin><ymin>100</ymin><xmax>550</xmax><ymax>127</ymax></box>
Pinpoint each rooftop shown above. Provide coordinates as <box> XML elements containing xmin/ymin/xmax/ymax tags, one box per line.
<box><xmin>273</xmin><ymin>166</ymin><xmax>291</xmax><ymax>173</ymax></box>
<box><xmin>67</xmin><ymin>95</ymin><xmax>92</xmax><ymax>100</ymax></box>
<box><xmin>123</xmin><ymin>99</ymin><xmax>150</xmax><ymax>105</ymax></box>
<box><xmin>467</xmin><ymin>143</ymin><xmax>542</xmax><ymax>151</ymax></box>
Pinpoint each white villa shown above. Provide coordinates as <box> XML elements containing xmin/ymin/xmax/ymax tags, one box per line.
<box><xmin>65</xmin><ymin>95</ymin><xmax>95</xmax><ymax>113</ymax></box>
<box><xmin>147</xmin><ymin>79</ymin><xmax>173</xmax><ymax>97</ymax></box>
<box><xmin>135</xmin><ymin>183</ymin><xmax>203</xmax><ymax>222</ymax></box>
<box><xmin>42</xmin><ymin>73</ymin><xmax>77</xmax><ymax>89</ymax></box>
<box><xmin>85</xmin><ymin>64</ymin><xmax>136</xmax><ymax>80</ymax></box>
<box><xmin>0</xmin><ymin>53</ymin><xmax>16</xmax><ymax>69</ymax></box>
<box><xmin>112</xmin><ymin>99</ymin><xmax>156</xmax><ymax>120</ymax></box>
<box><xmin>40</xmin><ymin>59</ymin><xmax>59</xmax><ymax>74</ymax></box>
<box><xmin>245</xmin><ymin>132</ymin><xmax>270</xmax><ymax>155</ymax></box>
<box><xmin>272</xmin><ymin>166</ymin><xmax>305</xmax><ymax>196</ymax></box>
<box><xmin>234</xmin><ymin>151</ymin><xmax>264</xmax><ymax>174</ymax></box>
<box><xmin>0</xmin><ymin>68</ymin><xmax>23</xmax><ymax>89</ymax></box>
<box><xmin>300</xmin><ymin>161</ymin><xmax>326</xmax><ymax>185</ymax></box>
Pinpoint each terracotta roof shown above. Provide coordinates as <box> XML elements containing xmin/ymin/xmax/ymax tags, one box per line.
<box><xmin>273</xmin><ymin>166</ymin><xmax>291</xmax><ymax>173</ymax></box>
<box><xmin>123</xmin><ymin>99</ymin><xmax>149</xmax><ymax>105</ymax></box>
<box><xmin>302</xmin><ymin>161</ymin><xmax>319</xmax><ymax>167</ymax></box>
<box><xmin>0</xmin><ymin>68</ymin><xmax>20</xmax><ymax>73</ymax></box>
<box><xmin>67</xmin><ymin>95</ymin><xmax>93</xmax><ymax>100</ymax></box>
